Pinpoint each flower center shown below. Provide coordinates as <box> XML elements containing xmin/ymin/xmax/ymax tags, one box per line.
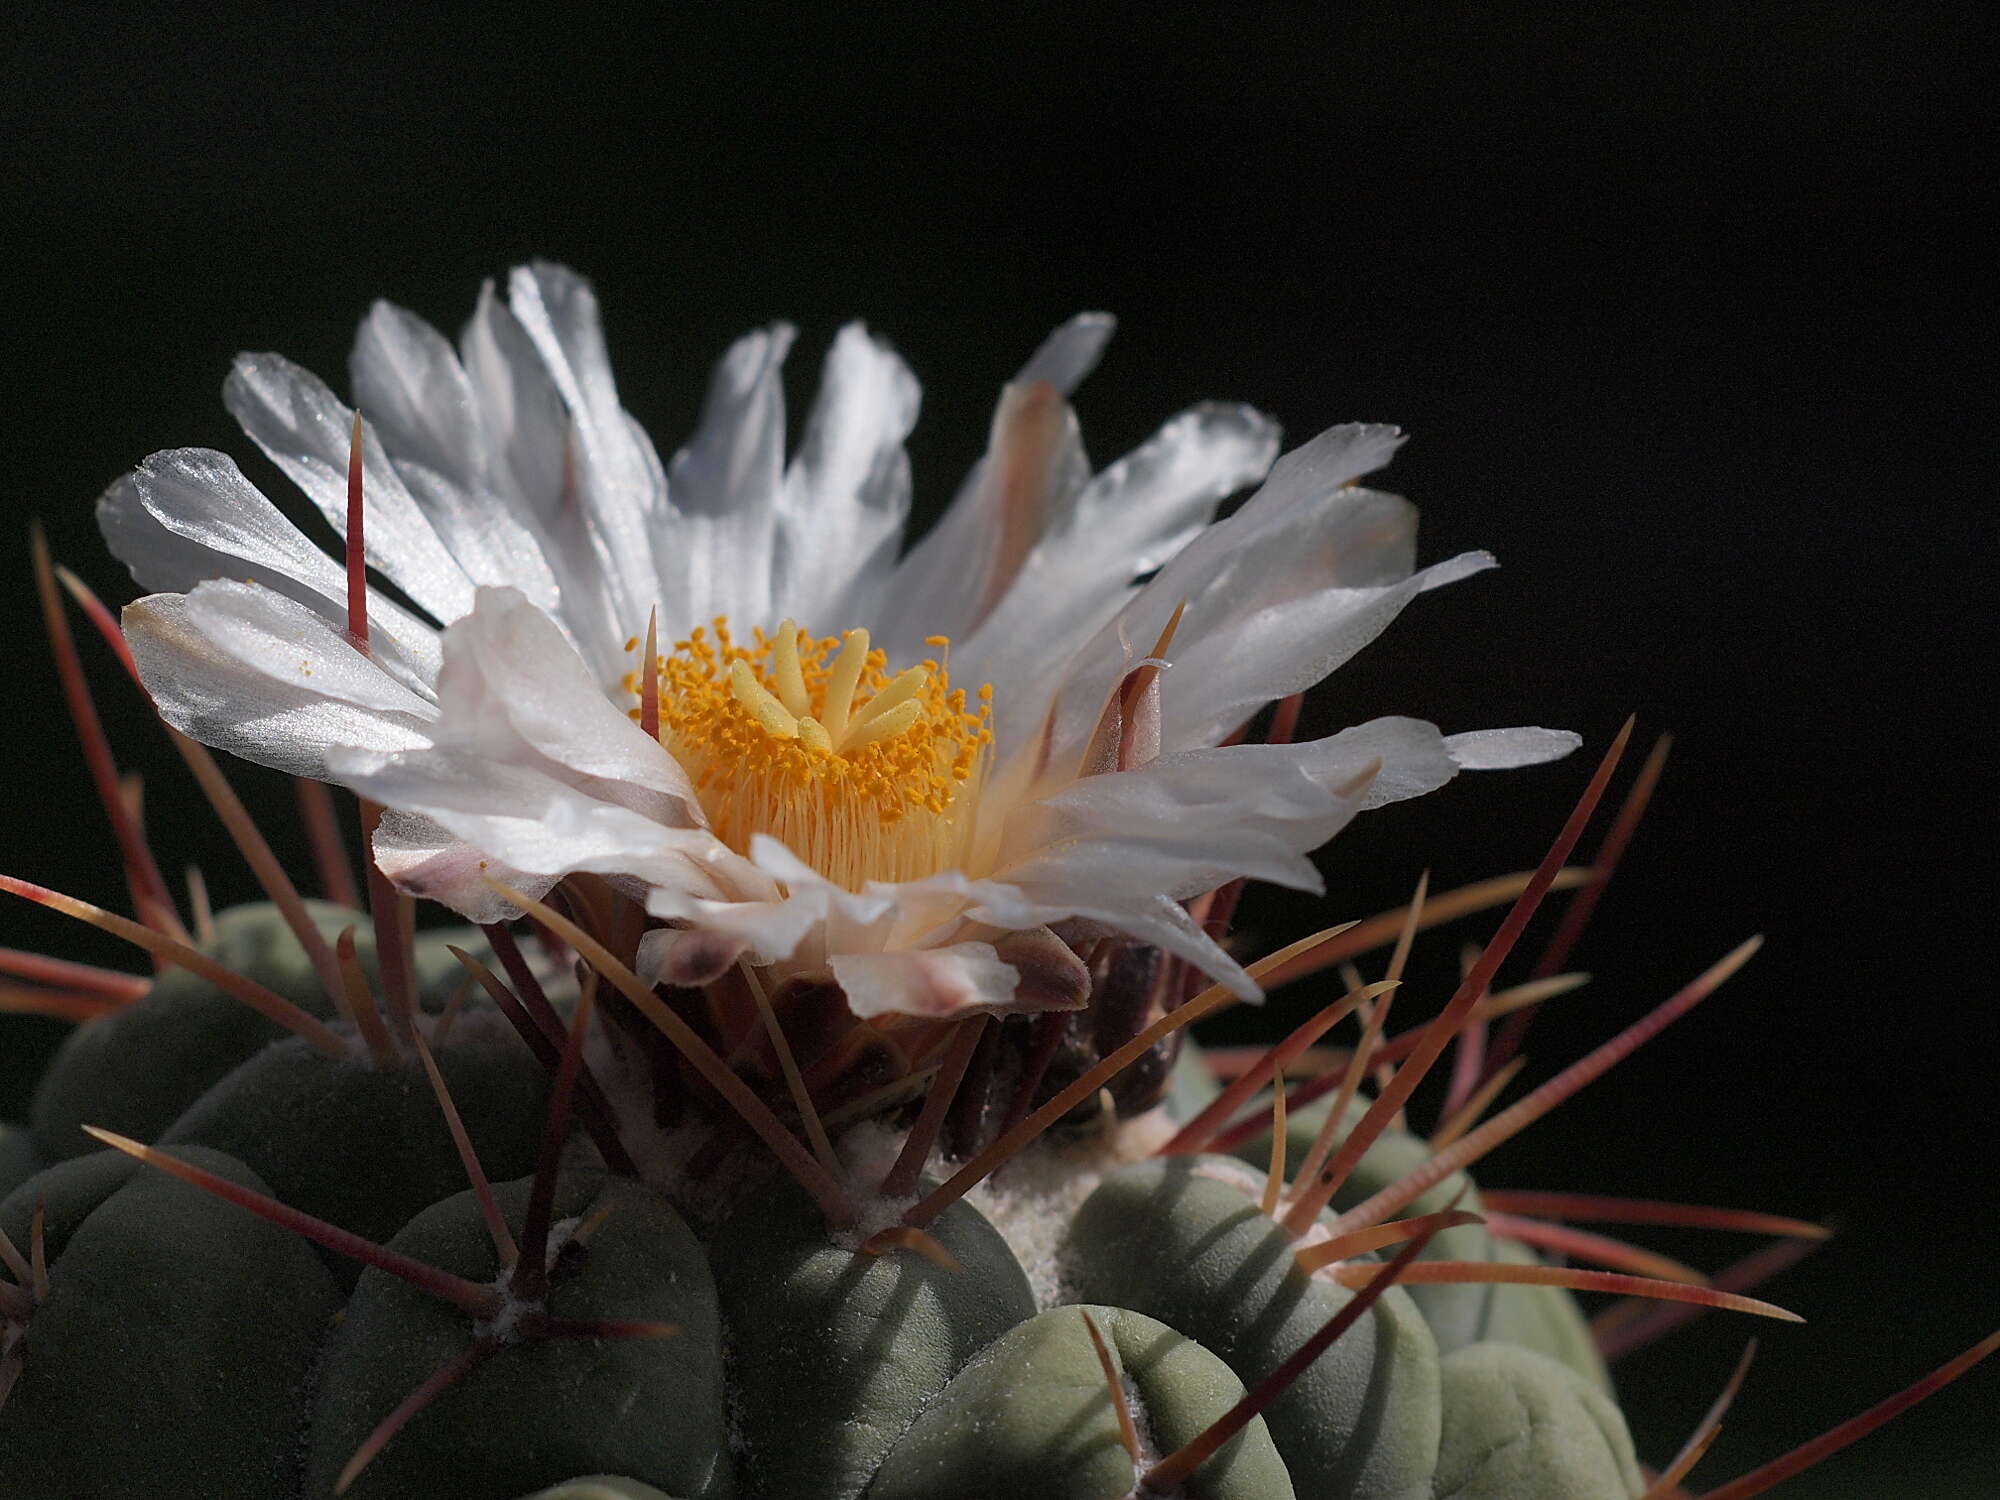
<box><xmin>625</xmin><ymin>618</ymin><xmax>993</xmax><ymax>889</ymax></box>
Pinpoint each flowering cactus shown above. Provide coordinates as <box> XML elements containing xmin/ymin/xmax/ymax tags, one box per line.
<box><xmin>1</xmin><ymin>264</ymin><xmax>1991</xmax><ymax>1498</ymax></box>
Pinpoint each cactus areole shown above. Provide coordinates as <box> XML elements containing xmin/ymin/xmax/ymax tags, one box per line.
<box><xmin>0</xmin><ymin>264</ymin><xmax>1991</xmax><ymax>1499</ymax></box>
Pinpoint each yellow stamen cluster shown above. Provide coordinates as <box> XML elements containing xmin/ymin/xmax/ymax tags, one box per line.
<box><xmin>623</xmin><ymin>618</ymin><xmax>993</xmax><ymax>890</ymax></box>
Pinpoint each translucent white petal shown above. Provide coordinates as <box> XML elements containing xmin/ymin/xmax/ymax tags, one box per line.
<box><xmin>124</xmin><ymin>586</ymin><xmax>435</xmax><ymax>780</ymax></box>
<box><xmin>874</xmin><ymin>316</ymin><xmax>1112</xmax><ymax>654</ymax></box>
<box><xmin>1239</xmin><ymin>422</ymin><xmax>1410</xmax><ymax>530</ymax></box>
<box><xmin>350</xmin><ymin>299</ymin><xmax>486</xmax><ymax>483</ymax></box>
<box><xmin>1001</xmin><ymin>832</ymin><xmax>1328</xmax><ymax>903</ymax></box>
<box><xmin>1156</xmin><ymin>552</ymin><xmax>1495</xmax><ymax>753</ymax></box>
<box><xmin>458</xmin><ymin>276</ymin><xmax>575</xmax><ymax>522</ymax></box>
<box><xmin>635</xmin><ymin>926</ymin><xmax>749</xmax><ymax>988</ymax></box>
<box><xmin>370</xmin><ymin>807</ymin><xmax>557</xmax><ymax>926</ymax></box>
<box><xmin>956</xmin><ymin>402</ymin><xmax>1281</xmax><ymax>761</ymax></box>
<box><xmin>642</xmin><ymin>886</ymin><xmax>843</xmax><ymax>970</ymax></box>
<box><xmin>98</xmin><ymin>448</ymin><xmax>443</xmax><ymax>698</ymax></box>
<box><xmin>654</xmin><ymin>323</ymin><xmax>797</xmax><ymax>637</ymax></box>
<box><xmin>773</xmin><ymin>322</ymin><xmax>921</xmax><ymax>627</ymax></box>
<box><xmin>504</xmin><ymin>264</ymin><xmax>657</xmax><ymax>515</ymax></box>
<box><xmin>223</xmin><ymin>353</ymin><xmax>479</xmax><ymax>624</ymax></box>
<box><xmin>999</xmin><ymin>891</ymin><xmax>1259</xmax><ymax>1000</ymax></box>
<box><xmin>330</xmin><ymin>743</ymin><xmax>728</xmax><ymax>912</ymax></box>
<box><xmin>503</xmin><ymin>263</ymin><xmax>666</xmax><ymax>632</ymax></box>
<box><xmin>641</xmin><ymin>822</ymin><xmax>1259</xmax><ymax>1004</ymax></box>
<box><xmin>1014</xmin><ymin>440</ymin><xmax>1425</xmax><ymax>775</ymax></box>
<box><xmin>427</xmin><ymin>587</ymin><xmax>699</xmax><ymax>820</ymax></box>
<box><xmin>458</xmin><ymin>278</ymin><xmax>631</xmax><ymax>670</ymax></box>
<box><xmin>1015</xmin><ymin>312</ymin><xmax>1116</xmax><ymax>395</ymax></box>
<box><xmin>1028</xmin><ymin>525</ymin><xmax>1484</xmax><ymax>784</ymax></box>
<box><xmin>1443</xmin><ymin>726</ymin><xmax>1584</xmax><ymax>770</ymax></box>
<box><xmin>349</xmin><ymin>300</ymin><xmax>565</xmax><ymax>618</ymax></box>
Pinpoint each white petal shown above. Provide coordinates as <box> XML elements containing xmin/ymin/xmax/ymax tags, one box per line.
<box><xmin>1306</xmin><ymin>715</ymin><xmax>1463</xmax><ymax>808</ymax></box>
<box><xmin>831</xmin><ymin>944</ymin><xmax>1021</xmax><ymax>1020</ymax></box>
<box><xmin>224</xmin><ymin>353</ymin><xmax>479</xmax><ymax>624</ymax></box>
<box><xmin>98</xmin><ymin>448</ymin><xmax>443</xmax><ymax>696</ymax></box>
<box><xmin>1156</xmin><ymin>552</ymin><xmax>1494</xmax><ymax>753</ymax></box>
<box><xmin>1027</xmin><ymin>446</ymin><xmax>1489</xmax><ymax>767</ymax></box>
<box><xmin>657</xmin><ymin>324</ymin><xmax>797</xmax><ymax>635</ymax></box>
<box><xmin>504</xmin><ymin>264</ymin><xmax>653</xmax><ymax>511</ymax></box>
<box><xmin>349</xmin><ymin>300</ymin><xmax>566</xmax><ymax>618</ymax></box>
<box><xmin>1238</xmin><ymin>422</ymin><xmax>1409</xmax><ymax>531</ymax></box>
<box><xmin>772</xmin><ymin>322</ymin><xmax>920</xmax><ymax>627</ymax></box>
<box><xmin>649</xmin><ymin>835</ymin><xmax>965</xmax><ymax>973</ymax></box>
<box><xmin>998</xmin><ymin>890</ymin><xmax>1259</xmax><ymax>1001</ymax></box>
<box><xmin>1014</xmin><ymin>312</ymin><xmax>1116</xmax><ymax>395</ymax></box>
<box><xmin>874</xmin><ymin>316</ymin><xmax>1112</xmax><ymax>654</ymax></box>
<box><xmin>643</xmin><ymin>886</ymin><xmax>841</xmax><ymax>969</ymax></box>
<box><xmin>428</xmin><ymin>588</ymin><xmax>698</xmax><ymax>819</ymax></box>
<box><xmin>1443</xmin><ymin>727</ymin><xmax>1583</xmax><ymax>770</ymax></box>
<box><xmin>350</xmin><ymin>299</ymin><xmax>486</xmax><ymax>482</ymax></box>
<box><xmin>1002</xmin><ymin>830</ymin><xmax>1328</xmax><ymax>904</ymax></box>
<box><xmin>124</xmin><ymin>586</ymin><xmax>434</xmax><ymax>780</ymax></box>
<box><xmin>458</xmin><ymin>278</ymin><xmax>632</xmax><ymax>670</ymax></box>
<box><xmin>458</xmin><ymin>276</ymin><xmax>575</xmax><ymax>521</ymax></box>
<box><xmin>956</xmin><ymin>402</ymin><xmax>1281</xmax><ymax>762</ymax></box>
<box><xmin>504</xmin><ymin>263</ymin><xmax>666</xmax><ymax>631</ymax></box>
<box><xmin>331</xmin><ymin>743</ymin><xmax>725</xmax><ymax>903</ymax></box>
<box><xmin>370</xmin><ymin>807</ymin><xmax>558</xmax><ymax>925</ymax></box>
<box><xmin>743</xmin><ymin>835</ymin><xmax>901</xmax><ymax>948</ymax></box>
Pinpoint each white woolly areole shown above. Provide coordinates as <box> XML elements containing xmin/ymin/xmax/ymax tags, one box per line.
<box><xmin>967</xmin><ymin>1109</ymin><xmax>1179</xmax><ymax>1310</ymax></box>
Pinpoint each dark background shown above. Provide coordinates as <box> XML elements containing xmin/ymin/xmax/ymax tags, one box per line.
<box><xmin>2</xmin><ymin>6</ymin><xmax>1991</xmax><ymax>1493</ymax></box>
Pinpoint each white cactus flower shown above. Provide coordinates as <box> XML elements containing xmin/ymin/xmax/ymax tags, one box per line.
<box><xmin>106</xmin><ymin>262</ymin><xmax>1575</xmax><ymax>1022</ymax></box>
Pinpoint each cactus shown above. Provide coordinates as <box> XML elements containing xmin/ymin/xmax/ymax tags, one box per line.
<box><xmin>2</xmin><ymin>265</ymin><xmax>1993</xmax><ymax>1499</ymax></box>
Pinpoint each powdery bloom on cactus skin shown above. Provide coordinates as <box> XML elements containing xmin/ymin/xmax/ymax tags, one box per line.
<box><xmin>106</xmin><ymin>262</ymin><xmax>1577</xmax><ymax>1021</ymax></box>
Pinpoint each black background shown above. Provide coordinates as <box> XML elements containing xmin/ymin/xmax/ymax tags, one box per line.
<box><xmin>2</xmin><ymin>6</ymin><xmax>1992</xmax><ymax>1493</ymax></box>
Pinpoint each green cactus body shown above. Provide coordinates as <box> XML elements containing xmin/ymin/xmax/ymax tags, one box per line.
<box><xmin>0</xmin><ymin>1127</ymin><xmax>37</xmax><ymax>1201</ymax></box>
<box><xmin>0</xmin><ymin>1146</ymin><xmax>340</xmax><ymax>1499</ymax></box>
<box><xmin>28</xmin><ymin>903</ymin><xmax>485</xmax><ymax>1164</ymax></box>
<box><xmin>307</xmin><ymin>1172</ymin><xmax>731</xmax><ymax>1500</ymax></box>
<box><xmin>710</xmin><ymin>1183</ymin><xmax>1038</xmax><ymax>1500</ymax></box>
<box><xmin>160</xmin><ymin>1029</ymin><xmax>550</xmax><ymax>1287</ymax></box>
<box><xmin>1471</xmin><ymin>1236</ymin><xmax>1610</xmax><ymax>1393</ymax></box>
<box><xmin>1233</xmin><ymin>1090</ymin><xmax>1612</xmax><ymax>1392</ymax></box>
<box><xmin>869</xmin><ymin>1303</ymin><xmax>1294</xmax><ymax>1500</ymax></box>
<box><xmin>29</xmin><ymin>903</ymin><xmax>351</xmax><ymax>1161</ymax></box>
<box><xmin>1063</xmin><ymin>1153</ymin><xmax>1442</xmax><ymax>1500</ymax></box>
<box><xmin>1431</xmin><ymin>1341</ymin><xmax>1644</xmax><ymax>1498</ymax></box>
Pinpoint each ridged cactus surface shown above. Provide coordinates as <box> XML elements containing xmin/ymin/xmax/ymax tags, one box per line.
<box><xmin>2</xmin><ymin>904</ymin><xmax>1665</xmax><ymax>1500</ymax></box>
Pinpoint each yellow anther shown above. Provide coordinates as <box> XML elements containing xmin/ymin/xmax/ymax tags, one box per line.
<box><xmin>822</xmin><ymin>628</ymin><xmax>870</xmax><ymax>741</ymax></box>
<box><xmin>841</xmin><ymin>697</ymin><xmax>923</xmax><ymax>749</ymax></box>
<box><xmin>771</xmin><ymin>618</ymin><xmax>811</xmax><ymax>719</ymax></box>
<box><xmin>644</xmin><ymin>615</ymin><xmax>992</xmax><ymax>890</ymax></box>
<box><xmin>842</xmin><ymin>666</ymin><xmax>927</xmax><ymax>745</ymax></box>
<box><xmin>729</xmin><ymin>659</ymin><xmax>800</xmax><ymax>740</ymax></box>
